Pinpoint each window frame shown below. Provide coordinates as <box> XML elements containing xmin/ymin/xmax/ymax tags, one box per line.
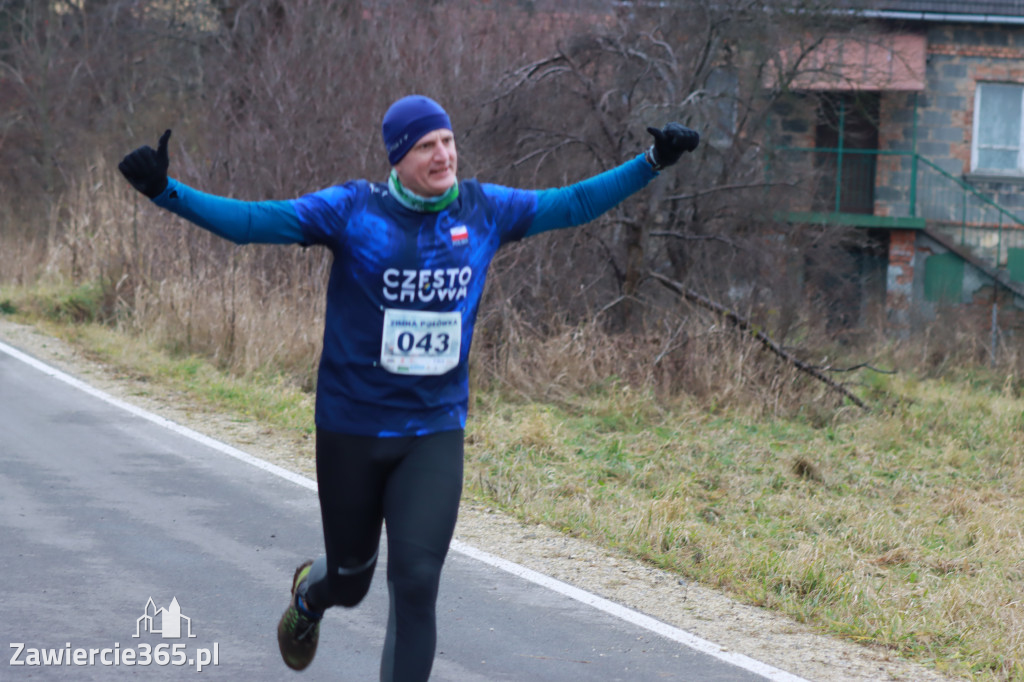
<box><xmin>705</xmin><ymin>67</ymin><xmax>739</xmax><ymax>150</ymax></box>
<box><xmin>972</xmin><ymin>81</ymin><xmax>1024</xmax><ymax>176</ymax></box>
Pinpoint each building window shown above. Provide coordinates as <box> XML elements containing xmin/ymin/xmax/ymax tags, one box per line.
<box><xmin>705</xmin><ymin>68</ymin><xmax>738</xmax><ymax>149</ymax></box>
<box><xmin>973</xmin><ymin>82</ymin><xmax>1024</xmax><ymax>174</ymax></box>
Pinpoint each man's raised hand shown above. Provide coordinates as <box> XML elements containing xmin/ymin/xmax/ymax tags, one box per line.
<box><xmin>118</xmin><ymin>129</ymin><xmax>171</xmax><ymax>199</ymax></box>
<box><xmin>645</xmin><ymin>123</ymin><xmax>699</xmax><ymax>170</ymax></box>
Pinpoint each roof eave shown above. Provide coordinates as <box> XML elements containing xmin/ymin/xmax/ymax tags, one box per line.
<box><xmin>848</xmin><ymin>9</ymin><xmax>1024</xmax><ymax>25</ymax></box>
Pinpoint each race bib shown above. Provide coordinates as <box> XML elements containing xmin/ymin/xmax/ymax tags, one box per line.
<box><xmin>380</xmin><ymin>309</ymin><xmax>462</xmax><ymax>375</ymax></box>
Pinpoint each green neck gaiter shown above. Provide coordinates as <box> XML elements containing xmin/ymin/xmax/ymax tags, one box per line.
<box><xmin>388</xmin><ymin>170</ymin><xmax>459</xmax><ymax>213</ymax></box>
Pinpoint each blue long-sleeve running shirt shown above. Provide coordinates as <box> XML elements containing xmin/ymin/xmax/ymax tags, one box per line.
<box><xmin>152</xmin><ymin>154</ymin><xmax>657</xmax><ymax>436</ymax></box>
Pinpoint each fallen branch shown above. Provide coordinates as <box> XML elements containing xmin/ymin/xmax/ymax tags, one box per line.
<box><xmin>811</xmin><ymin>361</ymin><xmax>895</xmax><ymax>375</ymax></box>
<box><xmin>649</xmin><ymin>272</ymin><xmax>870</xmax><ymax>411</ymax></box>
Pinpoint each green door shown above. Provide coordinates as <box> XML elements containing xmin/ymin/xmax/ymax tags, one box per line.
<box><xmin>924</xmin><ymin>252</ymin><xmax>963</xmax><ymax>303</ymax></box>
<box><xmin>1007</xmin><ymin>247</ymin><xmax>1024</xmax><ymax>282</ymax></box>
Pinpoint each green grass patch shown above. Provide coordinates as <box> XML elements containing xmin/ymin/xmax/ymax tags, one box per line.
<box><xmin>465</xmin><ymin>379</ymin><xmax>1024</xmax><ymax>681</ymax></box>
<box><xmin>68</xmin><ymin>323</ymin><xmax>315</xmax><ymax>435</ymax></box>
<box><xmin>17</xmin><ymin>281</ymin><xmax>108</xmax><ymax>324</ymax></box>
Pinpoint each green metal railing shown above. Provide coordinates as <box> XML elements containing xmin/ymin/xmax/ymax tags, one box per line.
<box><xmin>776</xmin><ymin>146</ymin><xmax>1024</xmax><ymax>268</ymax></box>
<box><xmin>914</xmin><ymin>154</ymin><xmax>1024</xmax><ymax>268</ymax></box>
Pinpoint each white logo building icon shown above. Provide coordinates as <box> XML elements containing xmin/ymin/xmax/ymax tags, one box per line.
<box><xmin>134</xmin><ymin>597</ymin><xmax>196</xmax><ymax>639</ymax></box>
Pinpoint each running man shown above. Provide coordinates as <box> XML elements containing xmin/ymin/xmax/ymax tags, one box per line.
<box><xmin>118</xmin><ymin>95</ymin><xmax>698</xmax><ymax>680</ymax></box>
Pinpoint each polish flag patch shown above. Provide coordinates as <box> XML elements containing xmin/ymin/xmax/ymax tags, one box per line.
<box><xmin>450</xmin><ymin>225</ymin><xmax>469</xmax><ymax>246</ymax></box>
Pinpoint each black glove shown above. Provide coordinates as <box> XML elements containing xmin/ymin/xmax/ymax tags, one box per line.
<box><xmin>118</xmin><ymin>129</ymin><xmax>171</xmax><ymax>199</ymax></box>
<box><xmin>645</xmin><ymin>123</ymin><xmax>699</xmax><ymax>170</ymax></box>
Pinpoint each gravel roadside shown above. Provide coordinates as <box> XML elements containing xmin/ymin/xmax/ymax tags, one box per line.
<box><xmin>0</xmin><ymin>318</ymin><xmax>963</xmax><ymax>682</ymax></box>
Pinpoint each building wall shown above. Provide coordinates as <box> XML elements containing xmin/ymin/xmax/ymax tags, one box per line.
<box><xmin>874</xmin><ymin>90</ymin><xmax>918</xmax><ymax>219</ymax></box>
<box><xmin>768</xmin><ymin>20</ymin><xmax>1024</xmax><ymax>333</ymax></box>
<box><xmin>910</xmin><ymin>231</ymin><xmax>1024</xmax><ymax>335</ymax></box>
<box><xmin>876</xmin><ymin>22</ymin><xmax>1024</xmax><ymax>268</ymax></box>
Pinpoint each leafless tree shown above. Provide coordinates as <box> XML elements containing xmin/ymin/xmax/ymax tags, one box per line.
<box><xmin>469</xmin><ymin>0</ymin><xmax>872</xmax><ymax>354</ymax></box>
<box><xmin>0</xmin><ymin>0</ymin><xmax>899</xmax><ymax>397</ymax></box>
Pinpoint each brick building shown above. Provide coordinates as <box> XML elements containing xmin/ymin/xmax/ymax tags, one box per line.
<box><xmin>772</xmin><ymin>1</ymin><xmax>1024</xmax><ymax>334</ymax></box>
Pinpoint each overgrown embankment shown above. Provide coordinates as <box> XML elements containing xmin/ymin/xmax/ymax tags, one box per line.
<box><xmin>2</xmin><ymin>288</ymin><xmax>1023</xmax><ymax>681</ymax></box>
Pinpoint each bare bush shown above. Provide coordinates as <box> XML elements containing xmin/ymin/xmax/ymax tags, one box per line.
<box><xmin>2</xmin><ymin>0</ymin><xmax>1012</xmax><ymax>407</ymax></box>
<box><xmin>470</xmin><ymin>1</ymin><xmax>867</xmax><ymax>336</ymax></box>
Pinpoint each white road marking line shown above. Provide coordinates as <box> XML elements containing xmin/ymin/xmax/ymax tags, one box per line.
<box><xmin>451</xmin><ymin>540</ymin><xmax>809</xmax><ymax>681</ymax></box>
<box><xmin>0</xmin><ymin>340</ymin><xmax>316</xmax><ymax>492</ymax></box>
<box><xmin>0</xmin><ymin>338</ymin><xmax>810</xmax><ymax>682</ymax></box>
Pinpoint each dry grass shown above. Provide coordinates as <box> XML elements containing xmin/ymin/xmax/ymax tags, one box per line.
<box><xmin>465</xmin><ymin>375</ymin><xmax>1024</xmax><ymax>680</ymax></box>
<box><xmin>470</xmin><ymin>305</ymin><xmax>850</xmax><ymax>421</ymax></box>
<box><xmin>4</xmin><ymin>161</ymin><xmax>327</xmax><ymax>383</ymax></box>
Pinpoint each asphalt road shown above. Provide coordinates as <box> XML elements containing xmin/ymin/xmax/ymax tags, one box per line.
<box><xmin>0</xmin><ymin>340</ymin><xmax>807</xmax><ymax>681</ymax></box>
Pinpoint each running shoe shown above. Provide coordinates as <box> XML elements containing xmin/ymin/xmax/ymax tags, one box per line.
<box><xmin>277</xmin><ymin>560</ymin><xmax>323</xmax><ymax>671</ymax></box>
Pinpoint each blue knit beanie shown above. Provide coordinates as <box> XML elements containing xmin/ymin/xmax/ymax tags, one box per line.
<box><xmin>382</xmin><ymin>95</ymin><xmax>453</xmax><ymax>165</ymax></box>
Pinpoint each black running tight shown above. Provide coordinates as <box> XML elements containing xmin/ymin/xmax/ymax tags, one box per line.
<box><xmin>301</xmin><ymin>428</ymin><xmax>464</xmax><ymax>682</ymax></box>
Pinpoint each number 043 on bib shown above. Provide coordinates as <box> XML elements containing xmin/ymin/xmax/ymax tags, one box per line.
<box><xmin>380</xmin><ymin>309</ymin><xmax>462</xmax><ymax>375</ymax></box>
